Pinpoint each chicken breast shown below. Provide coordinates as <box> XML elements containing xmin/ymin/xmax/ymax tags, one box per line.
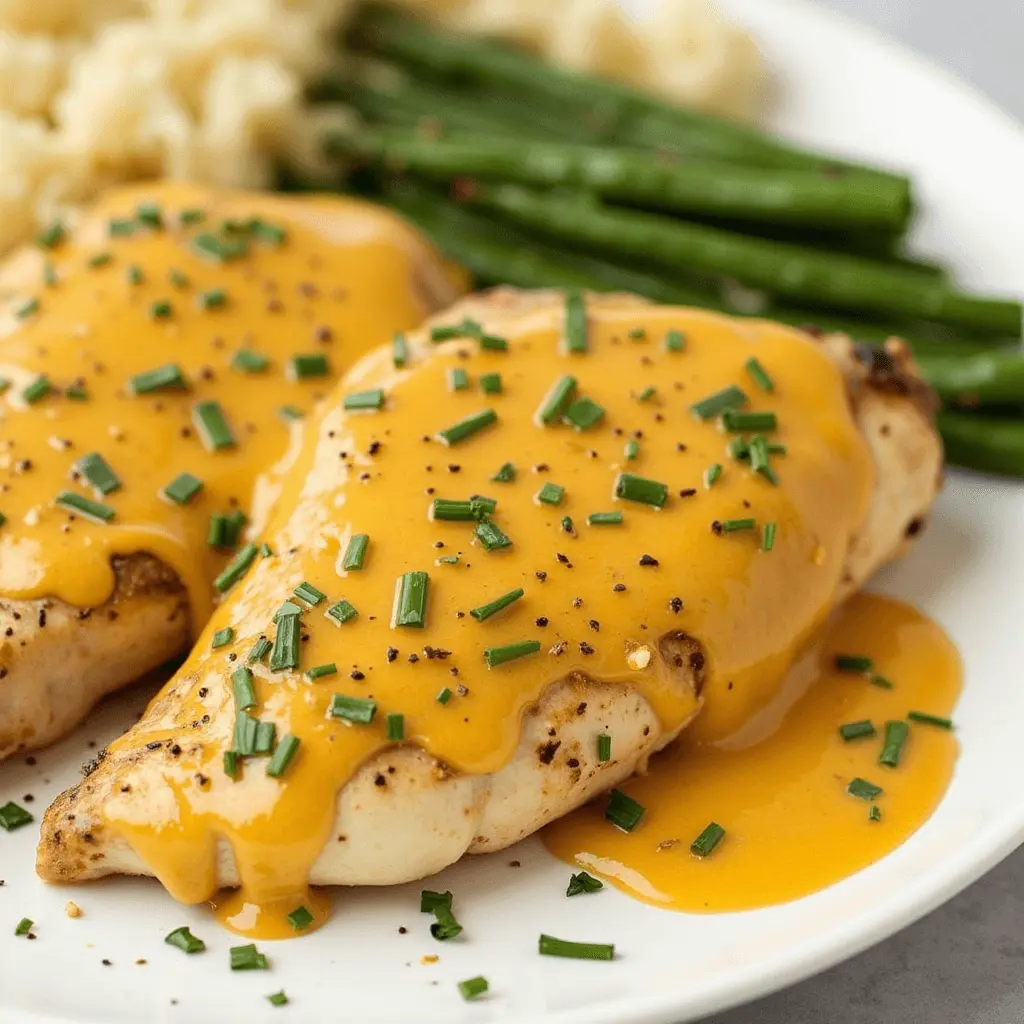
<box><xmin>38</xmin><ymin>289</ymin><xmax>941</xmax><ymax>935</ymax></box>
<box><xmin>0</xmin><ymin>181</ymin><xmax>463</xmax><ymax>759</ymax></box>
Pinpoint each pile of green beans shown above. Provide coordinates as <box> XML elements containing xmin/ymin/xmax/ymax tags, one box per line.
<box><xmin>299</xmin><ymin>3</ymin><xmax>1024</xmax><ymax>476</ymax></box>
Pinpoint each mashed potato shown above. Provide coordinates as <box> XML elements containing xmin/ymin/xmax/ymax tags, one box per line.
<box><xmin>0</xmin><ymin>0</ymin><xmax>762</xmax><ymax>258</ymax></box>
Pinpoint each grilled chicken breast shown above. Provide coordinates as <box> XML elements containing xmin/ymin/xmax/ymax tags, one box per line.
<box><xmin>38</xmin><ymin>289</ymin><xmax>941</xmax><ymax>935</ymax></box>
<box><xmin>0</xmin><ymin>181</ymin><xmax>463</xmax><ymax>759</ymax></box>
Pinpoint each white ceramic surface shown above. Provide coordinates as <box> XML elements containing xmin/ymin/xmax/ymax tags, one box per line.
<box><xmin>2</xmin><ymin>2</ymin><xmax>1023</xmax><ymax>1022</ymax></box>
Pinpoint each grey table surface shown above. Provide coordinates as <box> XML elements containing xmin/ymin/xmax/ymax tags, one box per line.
<box><xmin>705</xmin><ymin>4</ymin><xmax>1023</xmax><ymax>1023</ymax></box>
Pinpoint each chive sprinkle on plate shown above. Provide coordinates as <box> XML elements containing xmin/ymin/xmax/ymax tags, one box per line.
<box><xmin>566</xmin><ymin>871</ymin><xmax>604</xmax><ymax>897</ymax></box>
<box><xmin>690</xmin><ymin>821</ymin><xmax>727</xmax><ymax>858</ymax></box>
<box><xmin>605</xmin><ymin>789</ymin><xmax>645</xmax><ymax>832</ymax></box>
<box><xmin>165</xmin><ymin>926</ymin><xmax>205</xmax><ymax>954</ymax></box>
<box><xmin>538</xmin><ymin>934</ymin><xmax>614</xmax><ymax>961</ymax></box>
<box><xmin>483</xmin><ymin>640</ymin><xmax>541</xmax><ymax>668</ymax></box>
<box><xmin>328</xmin><ymin>694</ymin><xmax>377</xmax><ymax>725</ymax></box>
<box><xmin>535</xmin><ymin>374</ymin><xmax>578</xmax><ymax>425</ymax></box>
<box><xmin>55</xmin><ymin>491</ymin><xmax>115</xmax><ymax>525</ymax></box>
<box><xmin>839</xmin><ymin>720</ymin><xmax>876</xmax><ymax>741</ymax></box>
<box><xmin>75</xmin><ymin>452</ymin><xmax>121</xmax><ymax>496</ymax></box>
<box><xmin>691</xmin><ymin>385</ymin><xmax>748</xmax><ymax>420</ymax></box>
<box><xmin>908</xmin><ymin>711</ymin><xmax>954</xmax><ymax>729</ymax></box>
<box><xmin>879</xmin><ymin>720</ymin><xmax>910</xmax><ymax>768</ymax></box>
<box><xmin>192</xmin><ymin>400</ymin><xmax>236</xmax><ymax>450</ymax></box>
<box><xmin>470</xmin><ymin>588</ymin><xmax>524</xmax><ymax>622</ymax></box>
<box><xmin>161</xmin><ymin>472</ymin><xmax>203</xmax><ymax>505</ymax></box>
<box><xmin>436</xmin><ymin>408</ymin><xmax>498</xmax><ymax>446</ymax></box>
<box><xmin>229</xmin><ymin>944</ymin><xmax>269</xmax><ymax>971</ymax></box>
<box><xmin>344</xmin><ymin>388</ymin><xmax>385</xmax><ymax>412</ymax></box>
<box><xmin>615</xmin><ymin>472</ymin><xmax>668</xmax><ymax>508</ymax></box>
<box><xmin>392</xmin><ymin>571</ymin><xmax>429</xmax><ymax>628</ymax></box>
<box><xmin>458</xmin><ymin>977</ymin><xmax>489</xmax><ymax>1001</ymax></box>
<box><xmin>847</xmin><ymin>777</ymin><xmax>883</xmax><ymax>801</ymax></box>
<box><xmin>0</xmin><ymin>801</ymin><xmax>34</xmax><ymax>831</ymax></box>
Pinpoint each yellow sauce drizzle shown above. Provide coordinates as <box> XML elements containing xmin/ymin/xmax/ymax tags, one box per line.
<box><xmin>543</xmin><ymin>592</ymin><xmax>961</xmax><ymax>910</ymax></box>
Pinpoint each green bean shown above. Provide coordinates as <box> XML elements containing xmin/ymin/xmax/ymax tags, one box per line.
<box><xmin>339</xmin><ymin>131</ymin><xmax>912</xmax><ymax>232</ymax></box>
<box><xmin>461</xmin><ymin>183</ymin><xmax>1021</xmax><ymax>336</ymax></box>
<box><xmin>915</xmin><ymin>349</ymin><xmax>1024</xmax><ymax>406</ymax></box>
<box><xmin>936</xmin><ymin>411</ymin><xmax>1024</xmax><ymax>476</ymax></box>
<box><xmin>351</xmin><ymin>4</ymin><xmax>907</xmax><ymax>183</ymax></box>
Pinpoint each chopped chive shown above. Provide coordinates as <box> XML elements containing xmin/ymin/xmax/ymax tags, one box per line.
<box><xmin>267</xmin><ymin>735</ymin><xmax>300</xmax><ymax>778</ymax></box>
<box><xmin>288</xmin><ymin>353</ymin><xmax>329</xmax><ymax>381</ymax></box>
<box><xmin>198</xmin><ymin>288</ymin><xmax>226</xmax><ymax>310</ymax></box>
<box><xmin>484</xmin><ymin>640</ymin><xmax>541</xmax><ymax>668</ymax></box>
<box><xmin>21</xmin><ymin>375</ymin><xmax>51</xmax><ymax>403</ymax></box>
<box><xmin>436</xmin><ymin>687</ymin><xmax>453</xmax><ymax>705</ymax></box>
<box><xmin>325</xmin><ymin>600</ymin><xmax>358</xmax><ymax>626</ymax></box>
<box><xmin>126</xmin><ymin>264</ymin><xmax>144</xmax><ymax>285</ymax></box>
<box><xmin>436</xmin><ymin>408</ymin><xmax>498</xmax><ymax>446</ymax></box>
<box><xmin>869</xmin><ymin>804</ymin><xmax>883</xmax><ymax>822</ymax></box>
<box><xmin>260</xmin><ymin>543</ymin><xmax>273</xmax><ymax>558</ymax></box>
<box><xmin>561</xmin><ymin>515</ymin><xmax>574</xmax><ymax>533</ymax></box>
<box><xmin>108</xmin><ymin>218</ymin><xmax>136</xmax><ymax>237</ymax></box>
<box><xmin>437</xmin><ymin>555</ymin><xmax>460</xmax><ymax>565</ymax></box>
<box><xmin>231</xmin><ymin>667</ymin><xmax>257</xmax><ymax>711</ymax></box>
<box><xmin>213</xmin><ymin>543</ymin><xmax>258</xmax><ymax>593</ymax></box>
<box><xmin>342</xmin><ymin>533</ymin><xmax>369</xmax><ymax>571</ymax></box>
<box><xmin>476</xmin><ymin>519</ymin><xmax>512</xmax><ymax>551</ymax></box>
<box><xmin>55</xmin><ymin>491</ymin><xmax>115</xmax><ymax>524</ymax></box>
<box><xmin>847</xmin><ymin>777</ymin><xmax>883</xmax><ymax>801</ymax></box>
<box><xmin>14</xmin><ymin>918</ymin><xmax>32</xmax><ymax>937</ymax></box>
<box><xmin>268</xmin><ymin>992</ymin><xmax>289</xmax><ymax>1008</ymax></box>
<box><xmin>536</xmin><ymin>375</ymin><xmax>578</xmax><ymax>424</ymax></box>
<box><xmin>597</xmin><ymin>734</ymin><xmax>612</xmax><ymax>762</ymax></box>
<box><xmin>836</xmin><ymin>654</ymin><xmax>874</xmax><ymax>674</ymax></box>
<box><xmin>65</xmin><ymin>384</ymin><xmax>87</xmax><ymax>400</ymax></box>
<box><xmin>15</xmin><ymin>297</ymin><xmax>39</xmax><ymax>319</ymax></box>
<box><xmin>536</xmin><ymin>482</ymin><xmax>564</xmax><ymax>506</ymax></box>
<box><xmin>690</xmin><ymin>821</ymin><xmax>726</xmax><ymax>858</ymax></box>
<box><xmin>212</xmin><ymin>627</ymin><xmax>234</xmax><ymax>649</ymax></box>
<box><xmin>206</xmin><ymin>514</ymin><xmax>230</xmax><ymax>548</ymax></box>
<box><xmin>637</xmin><ymin>386</ymin><xmax>656</xmax><ymax>403</ymax></box>
<box><xmin>254</xmin><ymin>720</ymin><xmax>276</xmax><ymax>755</ymax></box>
<box><xmin>230</xmin><ymin>944</ymin><xmax>268</xmax><ymax>971</ymax></box>
<box><xmin>430</xmin><ymin>318</ymin><xmax>480</xmax><ymax>342</ymax></box>
<box><xmin>745</xmin><ymin>356</ymin><xmax>775</xmax><ymax>393</ymax></box>
<box><xmin>420</xmin><ymin>890</ymin><xmax>452</xmax><ymax>913</ymax></box>
<box><xmin>839</xmin><ymin>720</ymin><xmax>876</xmax><ymax>741</ymax></box>
<box><xmin>88</xmin><ymin>252</ymin><xmax>113</xmax><ymax>269</ymax></box>
<box><xmin>908</xmin><ymin>711</ymin><xmax>954</xmax><ymax>730</ymax></box>
<box><xmin>0</xmin><ymin>801</ymin><xmax>34</xmax><ymax>831</ymax></box>
<box><xmin>627</xmin><ymin>327</ymin><xmax>647</xmax><ymax>341</ymax></box>
<box><xmin>749</xmin><ymin>435</ymin><xmax>778</xmax><ymax>485</ymax></box>
<box><xmin>149</xmin><ymin>300</ymin><xmax>173</xmax><ymax>320</ymax></box>
<box><xmin>491</xmin><ymin>462</ymin><xmax>516</xmax><ymax>483</ymax></box>
<box><xmin>75</xmin><ymin>452</ymin><xmax>121</xmax><ymax>496</ymax></box>
<box><xmin>247</xmin><ymin>637</ymin><xmax>272</xmax><ymax>663</ymax></box>
<box><xmin>269</xmin><ymin>613</ymin><xmax>300</xmax><ymax>673</ymax></box>
<box><xmin>761</xmin><ymin>522</ymin><xmax>777</xmax><ymax>551</ymax></box>
<box><xmin>328</xmin><ymin>694</ymin><xmax>377</xmax><ymax>725</ymax></box>
<box><xmin>179</xmin><ymin>208</ymin><xmax>205</xmax><ymax>225</ymax></box>
<box><xmin>432</xmin><ymin>498</ymin><xmax>494</xmax><ymax>522</ymax></box>
<box><xmin>165</xmin><ymin>926</ymin><xmax>205</xmax><ymax>954</ymax></box>
<box><xmin>305</xmin><ymin>663</ymin><xmax>337</xmax><ymax>681</ymax></box>
<box><xmin>566</xmin><ymin>871</ymin><xmax>603</xmax><ymax>897</ymax></box>
<box><xmin>539</xmin><ymin>935</ymin><xmax>614</xmax><ymax>961</ymax></box>
<box><xmin>615</xmin><ymin>472</ymin><xmax>668</xmax><ymax>508</ymax></box>
<box><xmin>273</xmin><ymin>601</ymin><xmax>302</xmax><ymax>622</ymax></box>
<box><xmin>293</xmin><ymin>581</ymin><xmax>326</xmax><ymax>607</ymax></box>
<box><xmin>386</xmin><ymin>712</ymin><xmax>405</xmax><ymax>741</ymax></box>
<box><xmin>392</xmin><ymin>332</ymin><xmax>410</xmax><ymax>367</ymax></box>
<box><xmin>691</xmin><ymin>385</ymin><xmax>748</xmax><ymax>420</ymax></box>
<box><xmin>729</xmin><ymin>436</ymin><xmax>751</xmax><ymax>460</ymax></box>
<box><xmin>717</xmin><ymin>518</ymin><xmax>756</xmax><ymax>533</ymax></box>
<box><xmin>167</xmin><ymin>269</ymin><xmax>189</xmax><ymax>289</ymax></box>
<box><xmin>458</xmin><ymin>977</ymin><xmax>489</xmax><ymax>1001</ymax></box>
<box><xmin>879</xmin><ymin>720</ymin><xmax>910</xmax><ymax>768</ymax></box>
<box><xmin>587</xmin><ymin>511</ymin><xmax>623</xmax><ymax>526</ymax></box>
<box><xmin>43</xmin><ymin>261</ymin><xmax>57</xmax><ymax>287</ymax></box>
<box><xmin>233</xmin><ymin>712</ymin><xmax>258</xmax><ymax>756</ymax></box>
<box><xmin>136</xmin><ymin>201</ymin><xmax>163</xmax><ymax>229</ymax></box>
<box><xmin>564</xmin><ymin>291</ymin><xmax>588</xmax><ymax>353</ymax></box>
<box><xmin>430</xmin><ymin>905</ymin><xmax>463</xmax><ymax>941</ymax></box>
<box><xmin>223</xmin><ymin>750</ymin><xmax>239</xmax><ymax>778</ymax></box>
<box><xmin>704</xmin><ymin>463</ymin><xmax>723</xmax><ymax>488</ymax></box>
<box><xmin>191</xmin><ymin>232</ymin><xmax>246</xmax><ymax>262</ymax></box>
<box><xmin>480</xmin><ymin>372</ymin><xmax>502</xmax><ymax>394</ymax></box>
<box><xmin>665</xmin><ymin>329</ymin><xmax>686</xmax><ymax>352</ymax></box>
<box><xmin>162</xmin><ymin>472</ymin><xmax>203</xmax><ymax>505</ymax></box>
<box><xmin>722</xmin><ymin>409</ymin><xmax>778</xmax><ymax>433</ymax></box>
<box><xmin>343</xmin><ymin>388</ymin><xmax>385</xmax><ymax>412</ymax></box>
<box><xmin>871</xmin><ymin>675</ymin><xmax>894</xmax><ymax>689</ymax></box>
<box><xmin>286</xmin><ymin>904</ymin><xmax>313</xmax><ymax>931</ymax></box>
<box><xmin>448</xmin><ymin>367</ymin><xmax>470</xmax><ymax>392</ymax></box>
<box><xmin>470</xmin><ymin>587</ymin><xmax>524</xmax><ymax>622</ymax></box>
<box><xmin>278</xmin><ymin>404</ymin><xmax>304</xmax><ymax>422</ymax></box>
<box><xmin>605</xmin><ymin>789</ymin><xmax>644</xmax><ymax>832</ymax></box>
<box><xmin>392</xmin><ymin>571</ymin><xmax>429</xmax><ymax>628</ymax></box>
<box><xmin>36</xmin><ymin>221</ymin><xmax>64</xmax><ymax>248</ymax></box>
<box><xmin>624</xmin><ymin>438</ymin><xmax>639</xmax><ymax>461</ymax></box>
<box><xmin>192</xmin><ymin>400</ymin><xmax>236</xmax><ymax>450</ymax></box>
<box><xmin>480</xmin><ymin>333</ymin><xmax>508</xmax><ymax>352</ymax></box>
<box><xmin>129</xmin><ymin>363</ymin><xmax>187</xmax><ymax>394</ymax></box>
<box><xmin>248</xmin><ymin>218</ymin><xmax>286</xmax><ymax>246</ymax></box>
<box><xmin>562</xmin><ymin>396</ymin><xmax>605</xmax><ymax>431</ymax></box>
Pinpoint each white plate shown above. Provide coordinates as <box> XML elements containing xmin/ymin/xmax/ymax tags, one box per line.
<box><xmin>2</xmin><ymin>2</ymin><xmax>1024</xmax><ymax>1022</ymax></box>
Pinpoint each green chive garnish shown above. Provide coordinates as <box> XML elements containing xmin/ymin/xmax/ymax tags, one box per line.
<box><xmin>179</xmin><ymin>208</ymin><xmax>205</xmax><ymax>225</ymax></box>
<box><xmin>871</xmin><ymin>675</ymin><xmax>895</xmax><ymax>689</ymax></box>
<box><xmin>761</xmin><ymin>522</ymin><xmax>777</xmax><ymax>551</ymax></box>
<box><xmin>198</xmin><ymin>288</ymin><xmax>226</xmax><ymax>310</ymax></box>
<box><xmin>564</xmin><ymin>292</ymin><xmax>588</xmax><ymax>353</ymax></box>
<box><xmin>305</xmin><ymin>663</ymin><xmax>337</xmax><ymax>681</ymax></box>
<box><xmin>213</xmin><ymin>543</ymin><xmax>258</xmax><ymax>593</ymax></box>
<box><xmin>75</xmin><ymin>452</ymin><xmax>121</xmax><ymax>496</ymax></box>
<box><xmin>167</xmin><ymin>269</ymin><xmax>189</xmax><ymax>289</ymax></box>
<box><xmin>721</xmin><ymin>410</ymin><xmax>778</xmax><ymax>433</ymax></box>
<box><xmin>869</xmin><ymin>805</ymin><xmax>882</xmax><ymax>822</ymax></box>
<box><xmin>483</xmin><ymin>640</ymin><xmax>540</xmax><ymax>668</ymax></box>
<box><xmin>627</xmin><ymin>327</ymin><xmax>647</xmax><ymax>341</ymax></box>
<box><xmin>690</xmin><ymin>821</ymin><xmax>726</xmax><ymax>858</ymax></box>
<box><xmin>437</xmin><ymin>408</ymin><xmax>498</xmax><ymax>446</ymax></box>
<box><xmin>328</xmin><ymin>694</ymin><xmax>377</xmax><ymax>725</ymax></box>
<box><xmin>836</xmin><ymin>654</ymin><xmax>874</xmax><ymax>674</ymax></box>
<box><xmin>269</xmin><ymin>614</ymin><xmax>300</xmax><ymax>673</ymax></box>
<box><xmin>879</xmin><ymin>720</ymin><xmax>910</xmax><ymax>768</ymax></box>
<box><xmin>289</xmin><ymin>354</ymin><xmax>329</xmax><ymax>381</ymax></box>
<box><xmin>704</xmin><ymin>464</ymin><xmax>722</xmax><ymax>488</ymax></box>
<box><xmin>392</xmin><ymin>332</ymin><xmax>410</xmax><ymax>367</ymax></box>
<box><xmin>745</xmin><ymin>357</ymin><xmax>775</xmax><ymax>393</ymax></box>
<box><xmin>260</xmin><ymin>543</ymin><xmax>273</xmax><ymax>558</ymax></box>
<box><xmin>268</xmin><ymin>992</ymin><xmax>288</xmax><ymax>1008</ymax></box>
<box><xmin>561</xmin><ymin>515</ymin><xmax>574</xmax><ymax>533</ymax></box>
<box><xmin>162</xmin><ymin>472</ymin><xmax>203</xmax><ymax>505</ymax></box>
<box><xmin>325</xmin><ymin>600</ymin><xmax>358</xmax><ymax>626</ymax></box>
<box><xmin>136</xmin><ymin>201</ymin><xmax>163</xmax><ymax>229</ymax></box>
<box><xmin>55</xmin><ymin>491</ymin><xmax>115</xmax><ymax>524</ymax></box>
<box><xmin>535</xmin><ymin>375</ymin><xmax>577</xmax><ymax>425</ymax></box>
<box><xmin>286</xmin><ymin>905</ymin><xmax>313</xmax><ymax>931</ymax></box>
<box><xmin>233</xmin><ymin>712</ymin><xmax>258</xmax><ymax>756</ymax></box>
<box><xmin>149</xmin><ymin>300</ymin><xmax>173</xmax><ymax>320</ymax></box>
<box><xmin>21</xmin><ymin>375</ymin><xmax>51</xmax><ymax>404</ymax></box>
<box><xmin>267</xmin><ymin>735</ymin><xmax>300</xmax><ymax>778</ymax></box>
<box><xmin>248</xmin><ymin>218</ymin><xmax>287</xmax><ymax>246</ymax></box>
<box><xmin>539</xmin><ymin>935</ymin><xmax>614</xmax><ymax>961</ymax></box>
<box><xmin>14</xmin><ymin>918</ymin><xmax>32</xmax><ymax>937</ymax></box>
<box><xmin>89</xmin><ymin>252</ymin><xmax>113</xmax><ymax>269</ymax></box>
<box><xmin>691</xmin><ymin>385</ymin><xmax>748</xmax><ymax>420</ymax></box>
<box><xmin>908</xmin><ymin>711</ymin><xmax>954</xmax><ymax>730</ymax></box>
<box><xmin>293</xmin><ymin>581</ymin><xmax>325</xmax><ymax>607</ymax></box>
<box><xmin>597</xmin><ymin>734</ymin><xmax>612</xmax><ymax>762</ymax></box>
<box><xmin>476</xmin><ymin>519</ymin><xmax>512</xmax><ymax>551</ymax></box>
<box><xmin>224</xmin><ymin>750</ymin><xmax>239</xmax><ymax>779</ymax></box>
<box><xmin>386</xmin><ymin>712</ymin><xmax>405</xmax><ymax>741</ymax></box>
<box><xmin>192</xmin><ymin>400</ymin><xmax>236</xmax><ymax>450</ymax></box>
<box><xmin>588</xmin><ymin>511</ymin><xmax>623</xmax><ymax>526</ymax></box>
<box><xmin>342</xmin><ymin>533</ymin><xmax>369</xmax><ymax>571</ymax></box>
<box><xmin>126</xmin><ymin>264</ymin><xmax>144</xmax><ymax>285</ymax></box>
<box><xmin>605</xmin><ymin>789</ymin><xmax>644</xmax><ymax>832</ymax></box>
<box><xmin>436</xmin><ymin>687</ymin><xmax>453</xmax><ymax>705</ymax></box>
<box><xmin>839</xmin><ymin>720</ymin><xmax>876</xmax><ymax>741</ymax></box>
<box><xmin>165</xmin><ymin>926</ymin><xmax>205</xmax><ymax>954</ymax></box>
<box><xmin>278</xmin><ymin>405</ymin><xmax>304</xmax><ymax>422</ymax></box>
<box><xmin>420</xmin><ymin>890</ymin><xmax>452</xmax><ymax>913</ymax></box>
<box><xmin>470</xmin><ymin>588</ymin><xmax>524</xmax><ymax>622</ymax></box>
<box><xmin>108</xmin><ymin>218</ymin><xmax>135</xmax><ymax>237</ymax></box>
<box><xmin>563</xmin><ymin>397</ymin><xmax>605</xmax><ymax>431</ymax></box>
<box><xmin>624</xmin><ymin>438</ymin><xmax>639</xmax><ymax>461</ymax></box>
<box><xmin>206</xmin><ymin>513</ymin><xmax>230</xmax><ymax>548</ymax></box>
<box><xmin>615</xmin><ymin>472</ymin><xmax>668</xmax><ymax>508</ymax></box>
<box><xmin>637</xmin><ymin>386</ymin><xmax>656</xmax><ymax>403</ymax></box>
<box><xmin>229</xmin><ymin>944</ymin><xmax>268</xmax><ymax>971</ymax></box>
<box><xmin>36</xmin><ymin>221</ymin><xmax>64</xmax><ymax>249</ymax></box>
<box><xmin>729</xmin><ymin>437</ymin><xmax>750</xmax><ymax>460</ymax></box>
<box><xmin>393</xmin><ymin>571</ymin><xmax>429</xmax><ymax>628</ymax></box>
<box><xmin>717</xmin><ymin>518</ymin><xmax>756</xmax><ymax>533</ymax></box>
<box><xmin>536</xmin><ymin>482</ymin><xmax>564</xmax><ymax>506</ymax></box>
<box><xmin>191</xmin><ymin>232</ymin><xmax>246</xmax><ymax>262</ymax></box>
<box><xmin>247</xmin><ymin>637</ymin><xmax>272</xmax><ymax>663</ymax></box>
<box><xmin>437</xmin><ymin>555</ymin><xmax>459</xmax><ymax>565</ymax></box>
<box><xmin>0</xmin><ymin>801</ymin><xmax>34</xmax><ymax>831</ymax></box>
<box><xmin>64</xmin><ymin>384</ymin><xmax>87</xmax><ymax>400</ymax></box>
<box><xmin>749</xmin><ymin>435</ymin><xmax>779</xmax><ymax>485</ymax></box>
<box><xmin>480</xmin><ymin>333</ymin><xmax>508</xmax><ymax>352</ymax></box>
<box><xmin>343</xmin><ymin>388</ymin><xmax>385</xmax><ymax>412</ymax></box>
<box><xmin>230</xmin><ymin>349</ymin><xmax>269</xmax><ymax>376</ymax></box>
<box><xmin>232</xmin><ymin>667</ymin><xmax>257</xmax><ymax>711</ymax></box>
<box><xmin>458</xmin><ymin>977</ymin><xmax>489</xmax><ymax>1001</ymax></box>
<box><xmin>15</xmin><ymin>297</ymin><xmax>39</xmax><ymax>319</ymax></box>
<box><xmin>254</xmin><ymin>720</ymin><xmax>276</xmax><ymax>755</ymax></box>
<box><xmin>212</xmin><ymin>627</ymin><xmax>234</xmax><ymax>649</ymax></box>
<box><xmin>480</xmin><ymin>372</ymin><xmax>502</xmax><ymax>394</ymax></box>
<box><xmin>129</xmin><ymin>363</ymin><xmax>187</xmax><ymax>394</ymax></box>
<box><xmin>491</xmin><ymin>462</ymin><xmax>516</xmax><ymax>483</ymax></box>
<box><xmin>665</xmin><ymin>329</ymin><xmax>686</xmax><ymax>352</ymax></box>
<box><xmin>566</xmin><ymin>871</ymin><xmax>603</xmax><ymax>897</ymax></box>
<box><xmin>847</xmin><ymin>777</ymin><xmax>883</xmax><ymax>801</ymax></box>
<box><xmin>432</xmin><ymin>498</ymin><xmax>494</xmax><ymax>521</ymax></box>
<box><xmin>448</xmin><ymin>367</ymin><xmax>470</xmax><ymax>392</ymax></box>
<box><xmin>430</xmin><ymin>318</ymin><xmax>480</xmax><ymax>342</ymax></box>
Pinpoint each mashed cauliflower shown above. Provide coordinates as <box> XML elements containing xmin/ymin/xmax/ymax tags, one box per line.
<box><xmin>0</xmin><ymin>0</ymin><xmax>762</xmax><ymax>257</ymax></box>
